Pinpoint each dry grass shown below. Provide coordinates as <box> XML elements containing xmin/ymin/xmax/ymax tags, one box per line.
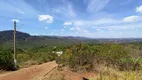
<box><xmin>40</xmin><ymin>68</ymin><xmax>65</xmax><ymax>80</ymax></box>
<box><xmin>90</xmin><ymin>66</ymin><xmax>142</xmax><ymax>80</ymax></box>
<box><xmin>40</xmin><ymin>64</ymin><xmax>142</xmax><ymax>80</ymax></box>
<box><xmin>0</xmin><ymin>70</ymin><xmax>11</xmax><ymax>75</ymax></box>
<box><xmin>19</xmin><ymin>60</ymin><xmax>38</xmax><ymax>68</ymax></box>
<box><xmin>32</xmin><ymin>65</ymin><xmax>142</xmax><ymax>80</ymax></box>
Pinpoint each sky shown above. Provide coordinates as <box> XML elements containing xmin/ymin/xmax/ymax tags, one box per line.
<box><xmin>0</xmin><ymin>0</ymin><xmax>142</xmax><ymax>38</ymax></box>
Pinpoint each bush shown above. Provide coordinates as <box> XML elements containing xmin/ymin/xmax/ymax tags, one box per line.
<box><xmin>58</xmin><ymin>44</ymin><xmax>98</xmax><ymax>71</ymax></box>
<box><xmin>0</xmin><ymin>48</ymin><xmax>15</xmax><ymax>70</ymax></box>
<box><xmin>17</xmin><ymin>53</ymin><xmax>30</xmax><ymax>66</ymax></box>
<box><xmin>119</xmin><ymin>58</ymin><xmax>141</xmax><ymax>71</ymax></box>
<box><xmin>99</xmin><ymin>44</ymin><xmax>128</xmax><ymax>60</ymax></box>
<box><xmin>57</xmin><ymin>43</ymin><xmax>141</xmax><ymax>72</ymax></box>
<box><xmin>17</xmin><ymin>46</ymin><xmax>59</xmax><ymax>68</ymax></box>
<box><xmin>28</xmin><ymin>52</ymin><xmax>58</xmax><ymax>64</ymax></box>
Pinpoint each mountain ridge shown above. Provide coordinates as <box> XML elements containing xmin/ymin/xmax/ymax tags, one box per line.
<box><xmin>1</xmin><ymin>30</ymin><xmax>142</xmax><ymax>49</ymax></box>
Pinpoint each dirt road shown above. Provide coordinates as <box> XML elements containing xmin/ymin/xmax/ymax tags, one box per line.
<box><xmin>0</xmin><ymin>61</ymin><xmax>58</xmax><ymax>80</ymax></box>
<box><xmin>0</xmin><ymin>61</ymin><xmax>95</xmax><ymax>80</ymax></box>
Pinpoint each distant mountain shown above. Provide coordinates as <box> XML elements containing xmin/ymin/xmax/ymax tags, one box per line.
<box><xmin>0</xmin><ymin>30</ymin><xmax>142</xmax><ymax>49</ymax></box>
<box><xmin>0</xmin><ymin>30</ymin><xmax>82</xmax><ymax>49</ymax></box>
<box><xmin>0</xmin><ymin>30</ymin><xmax>84</xmax><ymax>41</ymax></box>
<box><xmin>0</xmin><ymin>30</ymin><xmax>30</xmax><ymax>41</ymax></box>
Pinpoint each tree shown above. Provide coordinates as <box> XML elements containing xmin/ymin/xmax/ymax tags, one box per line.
<box><xmin>0</xmin><ymin>48</ymin><xmax>15</xmax><ymax>70</ymax></box>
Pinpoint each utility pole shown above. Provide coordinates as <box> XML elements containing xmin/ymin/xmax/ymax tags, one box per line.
<box><xmin>14</xmin><ymin>21</ymin><xmax>17</xmax><ymax>68</ymax></box>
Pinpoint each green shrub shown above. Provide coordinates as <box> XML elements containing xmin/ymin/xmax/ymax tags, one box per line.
<box><xmin>31</xmin><ymin>52</ymin><xmax>57</xmax><ymax>64</ymax></box>
<box><xmin>100</xmin><ymin>44</ymin><xmax>128</xmax><ymax>60</ymax></box>
<box><xmin>17</xmin><ymin>53</ymin><xmax>30</xmax><ymax>66</ymax></box>
<box><xmin>57</xmin><ymin>43</ymin><xmax>141</xmax><ymax>72</ymax></box>
<box><xmin>119</xmin><ymin>58</ymin><xmax>141</xmax><ymax>71</ymax></box>
<box><xmin>58</xmin><ymin>44</ymin><xmax>98</xmax><ymax>71</ymax></box>
<box><xmin>0</xmin><ymin>48</ymin><xmax>15</xmax><ymax>70</ymax></box>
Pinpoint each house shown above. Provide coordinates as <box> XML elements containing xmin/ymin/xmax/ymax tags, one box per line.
<box><xmin>52</xmin><ymin>51</ymin><xmax>63</xmax><ymax>56</ymax></box>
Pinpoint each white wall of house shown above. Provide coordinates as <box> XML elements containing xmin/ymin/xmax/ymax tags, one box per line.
<box><xmin>52</xmin><ymin>51</ymin><xmax>63</xmax><ymax>56</ymax></box>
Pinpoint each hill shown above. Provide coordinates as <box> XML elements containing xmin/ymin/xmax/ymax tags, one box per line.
<box><xmin>1</xmin><ymin>30</ymin><xmax>142</xmax><ymax>49</ymax></box>
<box><xmin>0</xmin><ymin>30</ymin><xmax>81</xmax><ymax>49</ymax></box>
<box><xmin>0</xmin><ymin>30</ymin><xmax>30</xmax><ymax>41</ymax></box>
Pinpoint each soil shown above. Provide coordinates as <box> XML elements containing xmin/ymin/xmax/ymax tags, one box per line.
<box><xmin>0</xmin><ymin>61</ymin><xmax>57</xmax><ymax>80</ymax></box>
<box><xmin>0</xmin><ymin>61</ymin><xmax>95</xmax><ymax>80</ymax></box>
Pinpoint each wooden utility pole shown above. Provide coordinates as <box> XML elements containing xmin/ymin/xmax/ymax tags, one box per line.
<box><xmin>14</xmin><ymin>21</ymin><xmax>17</xmax><ymax>68</ymax></box>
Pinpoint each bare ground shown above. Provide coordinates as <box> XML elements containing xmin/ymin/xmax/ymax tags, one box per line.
<box><xmin>0</xmin><ymin>61</ymin><xmax>58</xmax><ymax>80</ymax></box>
<box><xmin>0</xmin><ymin>61</ymin><xmax>95</xmax><ymax>80</ymax></box>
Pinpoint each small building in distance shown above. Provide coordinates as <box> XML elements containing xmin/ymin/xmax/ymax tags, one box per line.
<box><xmin>52</xmin><ymin>51</ymin><xmax>63</xmax><ymax>56</ymax></box>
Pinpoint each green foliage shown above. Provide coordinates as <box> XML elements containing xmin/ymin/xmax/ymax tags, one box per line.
<box><xmin>0</xmin><ymin>48</ymin><xmax>15</xmax><ymax>70</ymax></box>
<box><xmin>17</xmin><ymin>53</ymin><xmax>30</xmax><ymax>65</ymax></box>
<box><xmin>58</xmin><ymin>43</ymin><xmax>142</xmax><ymax>72</ymax></box>
<box><xmin>58</xmin><ymin>44</ymin><xmax>98</xmax><ymax>71</ymax></box>
<box><xmin>32</xmin><ymin>52</ymin><xmax>57</xmax><ymax>64</ymax></box>
<box><xmin>69</xmin><ymin>44</ymin><xmax>95</xmax><ymax>71</ymax></box>
<box><xmin>100</xmin><ymin>44</ymin><xmax>128</xmax><ymax>60</ymax></box>
<box><xmin>119</xmin><ymin>58</ymin><xmax>141</xmax><ymax>71</ymax></box>
<box><xmin>0</xmin><ymin>36</ymin><xmax>79</xmax><ymax>49</ymax></box>
<box><xmin>17</xmin><ymin>47</ymin><xmax>58</xmax><ymax>67</ymax></box>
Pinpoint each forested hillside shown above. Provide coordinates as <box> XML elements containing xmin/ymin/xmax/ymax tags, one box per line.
<box><xmin>0</xmin><ymin>30</ymin><xmax>81</xmax><ymax>49</ymax></box>
<box><xmin>1</xmin><ymin>30</ymin><xmax>142</xmax><ymax>49</ymax></box>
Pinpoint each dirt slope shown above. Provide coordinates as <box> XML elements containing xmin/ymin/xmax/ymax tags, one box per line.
<box><xmin>0</xmin><ymin>61</ymin><xmax>58</xmax><ymax>80</ymax></box>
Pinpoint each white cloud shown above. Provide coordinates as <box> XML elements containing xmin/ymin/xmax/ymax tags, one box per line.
<box><xmin>61</xmin><ymin>29</ymin><xmax>64</xmax><ymax>32</ymax></box>
<box><xmin>96</xmin><ymin>28</ymin><xmax>102</xmax><ymax>31</ymax></box>
<box><xmin>17</xmin><ymin>8</ymin><xmax>24</xmax><ymax>14</ymax></box>
<box><xmin>69</xmin><ymin>27</ymin><xmax>81</xmax><ymax>31</ymax></box>
<box><xmin>67</xmin><ymin>5</ymin><xmax>76</xmax><ymax>17</ymax></box>
<box><xmin>63</xmin><ymin>22</ymin><xmax>72</xmax><ymax>26</ymax></box>
<box><xmin>123</xmin><ymin>26</ymin><xmax>128</xmax><ymax>29</ymax></box>
<box><xmin>83</xmin><ymin>30</ymin><xmax>88</xmax><ymax>33</ymax></box>
<box><xmin>95</xmin><ymin>18</ymin><xmax>121</xmax><ymax>24</ymax></box>
<box><xmin>87</xmin><ymin>0</ymin><xmax>110</xmax><ymax>12</ymax></box>
<box><xmin>53</xmin><ymin>4</ymin><xmax>76</xmax><ymax>18</ymax></box>
<box><xmin>76</xmin><ymin>27</ymin><xmax>81</xmax><ymax>31</ymax></box>
<box><xmin>69</xmin><ymin>26</ymin><xmax>90</xmax><ymax>34</ymax></box>
<box><xmin>72</xmin><ymin>18</ymin><xmax>123</xmax><ymax>28</ymax></box>
<box><xmin>38</xmin><ymin>15</ymin><xmax>53</xmax><ymax>23</ymax></box>
<box><xmin>68</xmin><ymin>22</ymin><xmax>142</xmax><ymax>38</ymax></box>
<box><xmin>108</xmin><ymin>28</ymin><xmax>112</xmax><ymax>31</ymax></box>
<box><xmin>70</xmin><ymin>16</ymin><xmax>142</xmax><ymax>33</ymax></box>
<box><xmin>12</xmin><ymin>19</ymin><xmax>20</xmax><ymax>22</ymax></box>
<box><xmin>73</xmin><ymin>20</ymin><xmax>85</xmax><ymax>26</ymax></box>
<box><xmin>136</xmin><ymin>5</ymin><xmax>142</xmax><ymax>13</ymax></box>
<box><xmin>69</xmin><ymin>15</ymin><xmax>142</xmax><ymax>37</ymax></box>
<box><xmin>0</xmin><ymin>0</ymin><xmax>38</xmax><ymax>18</ymax></box>
<box><xmin>120</xmin><ymin>0</ymin><xmax>135</xmax><ymax>5</ymax></box>
<box><xmin>123</xmin><ymin>16</ymin><xmax>139</xmax><ymax>22</ymax></box>
<box><xmin>64</xmin><ymin>26</ymin><xmax>67</xmax><ymax>28</ymax></box>
<box><xmin>70</xmin><ymin>28</ymin><xmax>75</xmax><ymax>30</ymax></box>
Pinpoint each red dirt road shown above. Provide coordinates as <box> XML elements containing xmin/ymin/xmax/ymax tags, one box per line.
<box><xmin>0</xmin><ymin>61</ymin><xmax>58</xmax><ymax>80</ymax></box>
<box><xmin>61</xmin><ymin>68</ymin><xmax>96</xmax><ymax>80</ymax></box>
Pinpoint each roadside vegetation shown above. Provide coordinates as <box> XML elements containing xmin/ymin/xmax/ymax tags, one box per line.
<box><xmin>0</xmin><ymin>45</ymin><xmax>64</xmax><ymax>70</ymax></box>
<box><xmin>0</xmin><ymin>42</ymin><xmax>142</xmax><ymax>80</ymax></box>
<box><xmin>0</xmin><ymin>47</ymin><xmax>15</xmax><ymax>70</ymax></box>
<box><xmin>57</xmin><ymin>43</ymin><xmax>142</xmax><ymax>80</ymax></box>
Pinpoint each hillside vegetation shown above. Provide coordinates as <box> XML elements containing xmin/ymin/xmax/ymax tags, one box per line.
<box><xmin>57</xmin><ymin>43</ymin><xmax>142</xmax><ymax>80</ymax></box>
<box><xmin>1</xmin><ymin>30</ymin><xmax>142</xmax><ymax>49</ymax></box>
<box><xmin>0</xmin><ymin>30</ymin><xmax>82</xmax><ymax>49</ymax></box>
<box><xmin>0</xmin><ymin>30</ymin><xmax>142</xmax><ymax>80</ymax></box>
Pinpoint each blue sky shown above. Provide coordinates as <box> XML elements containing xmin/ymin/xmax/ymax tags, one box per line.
<box><xmin>0</xmin><ymin>0</ymin><xmax>142</xmax><ymax>38</ymax></box>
